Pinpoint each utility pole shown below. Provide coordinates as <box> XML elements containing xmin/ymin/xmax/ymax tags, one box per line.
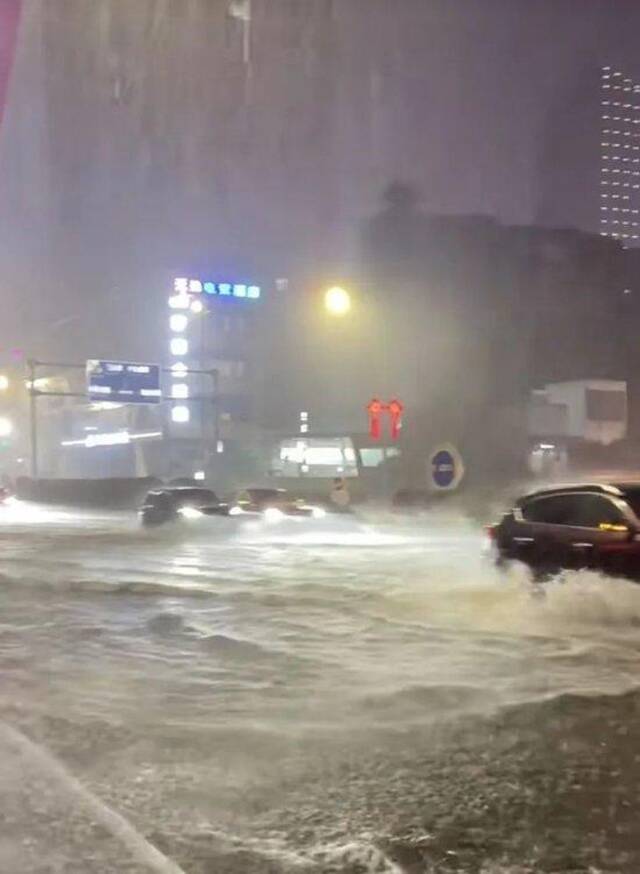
<box><xmin>212</xmin><ymin>367</ymin><xmax>220</xmax><ymax>452</ymax></box>
<box><xmin>27</xmin><ymin>359</ymin><xmax>38</xmax><ymax>479</ymax></box>
<box><xmin>229</xmin><ymin>0</ymin><xmax>251</xmax><ymax>65</ymax></box>
<box><xmin>242</xmin><ymin>0</ymin><xmax>251</xmax><ymax>68</ymax></box>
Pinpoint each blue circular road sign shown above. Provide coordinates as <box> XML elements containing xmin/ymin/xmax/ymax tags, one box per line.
<box><xmin>429</xmin><ymin>443</ymin><xmax>464</xmax><ymax>491</ymax></box>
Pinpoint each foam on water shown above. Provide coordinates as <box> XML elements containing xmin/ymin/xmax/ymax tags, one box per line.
<box><xmin>2</xmin><ymin>507</ymin><xmax>640</xmax><ymax>870</ymax></box>
<box><xmin>2</xmin><ymin>509</ymin><xmax>640</xmax><ymax>717</ymax></box>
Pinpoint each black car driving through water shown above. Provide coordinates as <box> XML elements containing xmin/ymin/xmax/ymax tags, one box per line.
<box><xmin>488</xmin><ymin>482</ymin><xmax>640</xmax><ymax>581</ymax></box>
<box><xmin>139</xmin><ymin>487</ymin><xmax>224</xmax><ymax>526</ymax></box>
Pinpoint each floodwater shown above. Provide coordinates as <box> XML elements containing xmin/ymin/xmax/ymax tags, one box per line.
<box><xmin>1</xmin><ymin>501</ymin><xmax>640</xmax><ymax>873</ymax></box>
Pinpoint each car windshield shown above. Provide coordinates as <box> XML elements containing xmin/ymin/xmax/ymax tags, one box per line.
<box><xmin>146</xmin><ymin>491</ymin><xmax>174</xmax><ymax>507</ymax></box>
<box><xmin>170</xmin><ymin>488</ymin><xmax>217</xmax><ymax>506</ymax></box>
<box><xmin>621</xmin><ymin>488</ymin><xmax>640</xmax><ymax>521</ymax></box>
<box><xmin>245</xmin><ymin>489</ymin><xmax>285</xmax><ymax>503</ymax></box>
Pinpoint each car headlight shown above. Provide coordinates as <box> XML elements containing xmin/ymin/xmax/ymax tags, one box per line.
<box><xmin>229</xmin><ymin>505</ymin><xmax>243</xmax><ymax>516</ymax></box>
<box><xmin>179</xmin><ymin>506</ymin><xmax>203</xmax><ymax>519</ymax></box>
<box><xmin>264</xmin><ymin>507</ymin><xmax>285</xmax><ymax>523</ymax></box>
<box><xmin>311</xmin><ymin>506</ymin><xmax>326</xmax><ymax>519</ymax></box>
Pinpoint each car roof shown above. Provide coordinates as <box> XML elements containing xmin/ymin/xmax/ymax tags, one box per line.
<box><xmin>171</xmin><ymin>486</ymin><xmax>215</xmax><ymax>494</ymax></box>
<box><xmin>517</xmin><ymin>482</ymin><xmax>625</xmax><ymax>505</ymax></box>
<box><xmin>147</xmin><ymin>487</ymin><xmax>217</xmax><ymax>499</ymax></box>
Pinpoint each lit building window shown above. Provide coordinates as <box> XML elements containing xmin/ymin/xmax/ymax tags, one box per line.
<box><xmin>168</xmin><ymin>295</ymin><xmax>190</xmax><ymax>310</ymax></box>
<box><xmin>169</xmin><ymin>314</ymin><xmax>188</xmax><ymax>332</ymax></box>
<box><xmin>171</xmin><ymin>405</ymin><xmax>190</xmax><ymax>424</ymax></box>
<box><xmin>170</xmin><ymin>338</ymin><xmax>188</xmax><ymax>356</ymax></box>
<box><xmin>171</xmin><ymin>383</ymin><xmax>189</xmax><ymax>399</ymax></box>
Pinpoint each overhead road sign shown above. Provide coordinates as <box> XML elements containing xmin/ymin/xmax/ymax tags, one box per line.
<box><xmin>86</xmin><ymin>360</ymin><xmax>162</xmax><ymax>404</ymax></box>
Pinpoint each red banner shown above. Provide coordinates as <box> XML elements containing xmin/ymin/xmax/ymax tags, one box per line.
<box><xmin>366</xmin><ymin>398</ymin><xmax>404</xmax><ymax>441</ymax></box>
<box><xmin>0</xmin><ymin>0</ymin><xmax>21</xmax><ymax>131</ymax></box>
<box><xmin>367</xmin><ymin>398</ymin><xmax>383</xmax><ymax>440</ymax></box>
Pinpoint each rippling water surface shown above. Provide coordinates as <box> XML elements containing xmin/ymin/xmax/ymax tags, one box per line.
<box><xmin>2</xmin><ymin>501</ymin><xmax>640</xmax><ymax>872</ymax></box>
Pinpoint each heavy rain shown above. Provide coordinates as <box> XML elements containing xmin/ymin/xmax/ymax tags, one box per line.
<box><xmin>1</xmin><ymin>2</ymin><xmax>640</xmax><ymax>873</ymax></box>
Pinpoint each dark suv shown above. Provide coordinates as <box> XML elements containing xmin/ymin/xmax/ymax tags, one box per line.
<box><xmin>138</xmin><ymin>487</ymin><xmax>221</xmax><ymax>526</ymax></box>
<box><xmin>488</xmin><ymin>483</ymin><xmax>640</xmax><ymax>581</ymax></box>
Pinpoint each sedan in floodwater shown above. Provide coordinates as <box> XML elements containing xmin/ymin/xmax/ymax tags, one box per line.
<box><xmin>226</xmin><ymin>488</ymin><xmax>327</xmax><ymax>522</ymax></box>
<box><xmin>488</xmin><ymin>482</ymin><xmax>640</xmax><ymax>581</ymax></box>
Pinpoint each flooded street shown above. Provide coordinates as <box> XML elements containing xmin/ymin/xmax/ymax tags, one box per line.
<box><xmin>2</xmin><ymin>1</ymin><xmax>639</xmax><ymax>871</ymax></box>
<box><xmin>2</xmin><ymin>504</ymin><xmax>640</xmax><ymax>872</ymax></box>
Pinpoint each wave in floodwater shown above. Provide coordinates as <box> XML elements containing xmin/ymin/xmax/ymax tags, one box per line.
<box><xmin>1</xmin><ymin>506</ymin><xmax>640</xmax><ymax>734</ymax></box>
<box><xmin>4</xmin><ymin>507</ymin><xmax>640</xmax><ymax>872</ymax></box>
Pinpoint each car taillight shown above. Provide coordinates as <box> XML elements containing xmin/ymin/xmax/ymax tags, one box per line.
<box><xmin>485</xmin><ymin>524</ymin><xmax>498</xmax><ymax>541</ymax></box>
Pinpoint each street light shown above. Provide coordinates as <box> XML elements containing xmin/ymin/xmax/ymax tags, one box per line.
<box><xmin>324</xmin><ymin>286</ymin><xmax>351</xmax><ymax>317</ymax></box>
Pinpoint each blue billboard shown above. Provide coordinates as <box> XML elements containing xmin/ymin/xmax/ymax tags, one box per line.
<box><xmin>86</xmin><ymin>360</ymin><xmax>162</xmax><ymax>404</ymax></box>
<box><xmin>173</xmin><ymin>277</ymin><xmax>260</xmax><ymax>300</ymax></box>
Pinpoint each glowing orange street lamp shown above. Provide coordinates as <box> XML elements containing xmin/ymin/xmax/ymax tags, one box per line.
<box><xmin>324</xmin><ymin>286</ymin><xmax>351</xmax><ymax>317</ymax></box>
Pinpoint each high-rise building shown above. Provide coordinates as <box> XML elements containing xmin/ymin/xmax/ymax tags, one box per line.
<box><xmin>165</xmin><ymin>276</ymin><xmax>265</xmax><ymax>483</ymax></box>
<box><xmin>599</xmin><ymin>66</ymin><xmax>640</xmax><ymax>245</ymax></box>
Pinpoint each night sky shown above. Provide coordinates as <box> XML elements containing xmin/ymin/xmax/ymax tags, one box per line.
<box><xmin>0</xmin><ymin>0</ymin><xmax>638</xmax><ymax>356</ymax></box>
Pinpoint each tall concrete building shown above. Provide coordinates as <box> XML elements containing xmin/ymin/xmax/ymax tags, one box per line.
<box><xmin>599</xmin><ymin>65</ymin><xmax>640</xmax><ymax>244</ymax></box>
